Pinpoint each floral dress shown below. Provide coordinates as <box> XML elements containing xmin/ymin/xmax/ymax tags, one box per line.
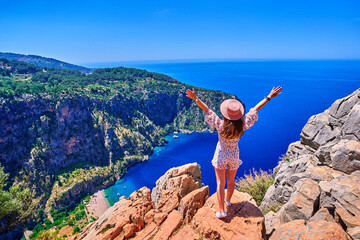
<box><xmin>205</xmin><ymin>108</ymin><xmax>259</xmax><ymax>170</ymax></box>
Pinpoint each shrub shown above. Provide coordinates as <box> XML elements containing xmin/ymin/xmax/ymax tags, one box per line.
<box><xmin>235</xmin><ymin>168</ymin><xmax>274</xmax><ymax>206</ymax></box>
<box><xmin>73</xmin><ymin>226</ymin><xmax>80</xmax><ymax>234</ymax></box>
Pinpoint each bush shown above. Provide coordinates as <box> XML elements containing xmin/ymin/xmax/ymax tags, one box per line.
<box><xmin>235</xmin><ymin>168</ymin><xmax>274</xmax><ymax>206</ymax></box>
<box><xmin>73</xmin><ymin>226</ymin><xmax>80</xmax><ymax>234</ymax></box>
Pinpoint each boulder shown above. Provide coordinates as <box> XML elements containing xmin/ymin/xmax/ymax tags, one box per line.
<box><xmin>192</xmin><ymin>189</ymin><xmax>266</xmax><ymax>240</ymax></box>
<box><xmin>300</xmin><ymin>111</ymin><xmax>339</xmax><ymax>150</ymax></box>
<box><xmin>153</xmin><ymin>212</ymin><xmax>167</xmax><ymax>226</ymax></box>
<box><xmin>264</xmin><ymin>211</ymin><xmax>280</xmax><ymax>237</ymax></box>
<box><xmin>269</xmin><ymin>219</ymin><xmax>351</xmax><ymax>240</ymax></box>
<box><xmin>308</xmin><ymin>207</ymin><xmax>336</xmax><ymax>222</ymax></box>
<box><xmin>342</xmin><ymin>101</ymin><xmax>360</xmax><ymax>141</ymax></box>
<box><xmin>178</xmin><ymin>186</ymin><xmax>209</xmax><ymax>223</ymax></box>
<box><xmin>278</xmin><ymin>178</ymin><xmax>321</xmax><ymax>223</ymax></box>
<box><xmin>260</xmin><ymin>155</ymin><xmax>343</xmax><ymax>212</ymax></box>
<box><xmin>319</xmin><ymin>171</ymin><xmax>360</xmax><ymax>229</ymax></box>
<box><xmin>330</xmin><ymin>139</ymin><xmax>360</xmax><ymax>174</ymax></box>
<box><xmin>151</xmin><ymin>163</ymin><xmax>202</xmax><ymax>206</ymax></box>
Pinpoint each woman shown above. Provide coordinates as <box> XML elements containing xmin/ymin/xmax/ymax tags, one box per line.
<box><xmin>186</xmin><ymin>86</ymin><xmax>282</xmax><ymax>218</ymax></box>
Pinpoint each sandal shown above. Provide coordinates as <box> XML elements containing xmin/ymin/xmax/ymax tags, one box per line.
<box><xmin>216</xmin><ymin>211</ymin><xmax>227</xmax><ymax>219</ymax></box>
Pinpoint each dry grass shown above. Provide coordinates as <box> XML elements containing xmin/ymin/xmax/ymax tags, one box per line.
<box><xmin>235</xmin><ymin>168</ymin><xmax>275</xmax><ymax>206</ymax></box>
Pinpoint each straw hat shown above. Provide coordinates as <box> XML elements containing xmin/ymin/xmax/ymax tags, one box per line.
<box><xmin>220</xmin><ymin>99</ymin><xmax>244</xmax><ymax>120</ymax></box>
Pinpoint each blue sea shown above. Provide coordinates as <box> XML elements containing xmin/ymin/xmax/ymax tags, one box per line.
<box><xmin>86</xmin><ymin>60</ymin><xmax>360</xmax><ymax>206</ymax></box>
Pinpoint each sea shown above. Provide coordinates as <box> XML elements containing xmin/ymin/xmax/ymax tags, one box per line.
<box><xmin>84</xmin><ymin>60</ymin><xmax>360</xmax><ymax>206</ymax></box>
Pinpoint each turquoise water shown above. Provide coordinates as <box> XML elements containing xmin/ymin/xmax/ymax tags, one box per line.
<box><xmin>100</xmin><ymin>60</ymin><xmax>360</xmax><ymax>206</ymax></box>
<box><xmin>104</xmin><ymin>132</ymin><xmax>218</xmax><ymax>206</ymax></box>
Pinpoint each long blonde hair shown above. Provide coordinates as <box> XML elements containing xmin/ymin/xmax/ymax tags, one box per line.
<box><xmin>220</xmin><ymin>117</ymin><xmax>244</xmax><ymax>139</ymax></box>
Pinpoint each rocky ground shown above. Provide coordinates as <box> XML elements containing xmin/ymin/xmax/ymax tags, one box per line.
<box><xmin>68</xmin><ymin>163</ymin><xmax>267</xmax><ymax>240</ymax></box>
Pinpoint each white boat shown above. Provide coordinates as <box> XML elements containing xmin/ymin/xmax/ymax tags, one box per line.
<box><xmin>173</xmin><ymin>135</ymin><xmax>179</xmax><ymax>139</ymax></box>
<box><xmin>173</xmin><ymin>131</ymin><xmax>178</xmax><ymax>134</ymax></box>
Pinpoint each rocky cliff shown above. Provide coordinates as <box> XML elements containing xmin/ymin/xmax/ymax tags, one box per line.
<box><xmin>260</xmin><ymin>88</ymin><xmax>360</xmax><ymax>240</ymax></box>
<box><xmin>69</xmin><ymin>163</ymin><xmax>267</xmax><ymax>240</ymax></box>
<box><xmin>69</xmin><ymin>89</ymin><xmax>360</xmax><ymax>240</ymax></box>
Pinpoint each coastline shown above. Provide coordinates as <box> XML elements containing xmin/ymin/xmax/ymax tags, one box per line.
<box><xmin>103</xmin><ymin>131</ymin><xmax>219</xmax><ymax>206</ymax></box>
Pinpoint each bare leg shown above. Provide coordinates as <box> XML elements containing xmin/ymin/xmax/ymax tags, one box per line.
<box><xmin>214</xmin><ymin>167</ymin><xmax>226</xmax><ymax>212</ymax></box>
<box><xmin>225</xmin><ymin>169</ymin><xmax>237</xmax><ymax>202</ymax></box>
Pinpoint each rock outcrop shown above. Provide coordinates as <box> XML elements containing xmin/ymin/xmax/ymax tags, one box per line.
<box><xmin>70</xmin><ymin>163</ymin><xmax>266</xmax><ymax>240</ymax></box>
<box><xmin>260</xmin><ymin>88</ymin><xmax>360</xmax><ymax>239</ymax></box>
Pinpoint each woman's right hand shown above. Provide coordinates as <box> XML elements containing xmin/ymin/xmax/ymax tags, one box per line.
<box><xmin>268</xmin><ymin>86</ymin><xmax>282</xmax><ymax>99</ymax></box>
<box><xmin>186</xmin><ymin>88</ymin><xmax>197</xmax><ymax>100</ymax></box>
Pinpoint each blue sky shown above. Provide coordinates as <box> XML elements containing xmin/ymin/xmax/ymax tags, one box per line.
<box><xmin>0</xmin><ymin>0</ymin><xmax>359</xmax><ymax>64</ymax></box>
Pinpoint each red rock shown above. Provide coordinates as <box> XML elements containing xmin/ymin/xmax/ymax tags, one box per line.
<box><xmin>170</xmin><ymin>225</ymin><xmax>199</xmax><ymax>240</ymax></box>
<box><xmin>151</xmin><ymin>163</ymin><xmax>202</xmax><ymax>206</ymax></box>
<box><xmin>123</xmin><ymin>223</ymin><xmax>138</xmax><ymax>238</ymax></box>
<box><xmin>269</xmin><ymin>219</ymin><xmax>352</xmax><ymax>240</ymax></box>
<box><xmin>192</xmin><ymin>189</ymin><xmax>266</xmax><ymax>240</ymax></box>
<box><xmin>178</xmin><ymin>186</ymin><xmax>209</xmax><ymax>223</ymax></box>
<box><xmin>156</xmin><ymin>190</ymin><xmax>180</xmax><ymax>214</ymax></box>
<box><xmin>153</xmin><ymin>212</ymin><xmax>168</xmax><ymax>226</ymax></box>
<box><xmin>153</xmin><ymin>210</ymin><xmax>183</xmax><ymax>240</ymax></box>
<box><xmin>133</xmin><ymin>222</ymin><xmax>158</xmax><ymax>240</ymax></box>
<box><xmin>131</xmin><ymin>213</ymin><xmax>145</xmax><ymax>229</ymax></box>
<box><xmin>71</xmin><ymin>187</ymin><xmax>153</xmax><ymax>240</ymax></box>
<box><xmin>144</xmin><ymin>209</ymin><xmax>156</xmax><ymax>225</ymax></box>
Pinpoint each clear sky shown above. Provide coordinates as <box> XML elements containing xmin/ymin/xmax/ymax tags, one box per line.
<box><xmin>1</xmin><ymin>0</ymin><xmax>359</xmax><ymax>64</ymax></box>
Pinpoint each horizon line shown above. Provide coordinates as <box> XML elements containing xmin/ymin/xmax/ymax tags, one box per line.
<box><xmin>80</xmin><ymin>57</ymin><xmax>360</xmax><ymax>66</ymax></box>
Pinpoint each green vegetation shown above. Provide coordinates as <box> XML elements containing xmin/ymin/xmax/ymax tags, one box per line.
<box><xmin>0</xmin><ymin>52</ymin><xmax>92</xmax><ymax>73</ymax></box>
<box><xmin>235</xmin><ymin>168</ymin><xmax>275</xmax><ymax>207</ymax></box>
<box><xmin>0</xmin><ymin>58</ymin><xmax>179</xmax><ymax>99</ymax></box>
<box><xmin>29</xmin><ymin>194</ymin><xmax>93</xmax><ymax>239</ymax></box>
<box><xmin>0</xmin><ymin>163</ymin><xmax>36</xmax><ymax>230</ymax></box>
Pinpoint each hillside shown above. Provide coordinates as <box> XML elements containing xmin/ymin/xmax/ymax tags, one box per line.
<box><xmin>0</xmin><ymin>58</ymin><xmax>241</xmax><ymax>239</ymax></box>
<box><xmin>0</xmin><ymin>52</ymin><xmax>92</xmax><ymax>73</ymax></box>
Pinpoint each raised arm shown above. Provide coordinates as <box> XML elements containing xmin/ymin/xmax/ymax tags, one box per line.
<box><xmin>254</xmin><ymin>86</ymin><xmax>282</xmax><ymax>111</ymax></box>
<box><xmin>186</xmin><ymin>88</ymin><xmax>209</xmax><ymax>112</ymax></box>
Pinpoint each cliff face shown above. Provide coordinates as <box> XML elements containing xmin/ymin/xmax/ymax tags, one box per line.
<box><xmin>260</xmin><ymin>88</ymin><xmax>360</xmax><ymax>240</ymax></box>
<box><xmin>0</xmin><ymin>87</ymin><xmax>236</xmax><ymax>235</ymax></box>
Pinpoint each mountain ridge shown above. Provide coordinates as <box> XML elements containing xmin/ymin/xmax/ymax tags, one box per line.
<box><xmin>0</xmin><ymin>52</ymin><xmax>93</xmax><ymax>73</ymax></box>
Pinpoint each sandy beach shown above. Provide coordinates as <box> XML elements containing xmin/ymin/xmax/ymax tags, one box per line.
<box><xmin>86</xmin><ymin>190</ymin><xmax>109</xmax><ymax>218</ymax></box>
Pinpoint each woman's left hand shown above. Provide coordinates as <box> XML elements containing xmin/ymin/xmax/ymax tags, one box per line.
<box><xmin>269</xmin><ymin>86</ymin><xmax>282</xmax><ymax>99</ymax></box>
<box><xmin>186</xmin><ymin>88</ymin><xmax>197</xmax><ymax>100</ymax></box>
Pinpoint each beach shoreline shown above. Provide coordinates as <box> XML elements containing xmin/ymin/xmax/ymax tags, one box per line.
<box><xmin>86</xmin><ymin>190</ymin><xmax>109</xmax><ymax>218</ymax></box>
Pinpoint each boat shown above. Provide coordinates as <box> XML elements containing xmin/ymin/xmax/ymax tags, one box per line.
<box><xmin>104</xmin><ymin>195</ymin><xmax>108</xmax><ymax>198</ymax></box>
<box><xmin>173</xmin><ymin>131</ymin><xmax>178</xmax><ymax>134</ymax></box>
<box><xmin>123</xmin><ymin>186</ymin><xmax>127</xmax><ymax>189</ymax></box>
<box><xmin>173</xmin><ymin>135</ymin><xmax>179</xmax><ymax>139</ymax></box>
<box><xmin>117</xmin><ymin>193</ymin><xmax>120</xmax><ymax>196</ymax></box>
